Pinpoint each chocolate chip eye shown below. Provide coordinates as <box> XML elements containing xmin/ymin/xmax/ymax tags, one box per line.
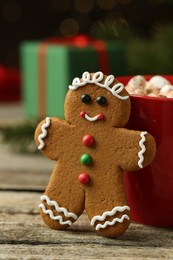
<box><xmin>96</xmin><ymin>96</ymin><xmax>107</xmax><ymax>105</ymax></box>
<box><xmin>81</xmin><ymin>94</ymin><xmax>91</xmax><ymax>104</ymax></box>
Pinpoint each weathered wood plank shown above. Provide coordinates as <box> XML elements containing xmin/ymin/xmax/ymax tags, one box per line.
<box><xmin>0</xmin><ymin>192</ymin><xmax>173</xmax><ymax>249</ymax></box>
<box><xmin>0</xmin><ymin>212</ymin><xmax>89</xmax><ymax>228</ymax></box>
<box><xmin>0</xmin><ymin>191</ymin><xmax>41</xmax><ymax>214</ymax></box>
<box><xmin>0</xmin><ymin>147</ymin><xmax>54</xmax><ymax>173</ymax></box>
<box><xmin>0</xmin><ymin>148</ymin><xmax>54</xmax><ymax>190</ymax></box>
<box><xmin>0</xmin><ymin>244</ymin><xmax>172</xmax><ymax>260</ymax></box>
<box><xmin>0</xmin><ymin>191</ymin><xmax>173</xmax><ymax>259</ymax></box>
<box><xmin>0</xmin><ymin>171</ymin><xmax>49</xmax><ymax>191</ymax></box>
<box><xmin>1</xmin><ymin>218</ymin><xmax>172</xmax><ymax>248</ymax></box>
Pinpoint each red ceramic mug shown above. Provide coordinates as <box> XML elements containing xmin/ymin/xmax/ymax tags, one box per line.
<box><xmin>118</xmin><ymin>75</ymin><xmax>173</xmax><ymax>227</ymax></box>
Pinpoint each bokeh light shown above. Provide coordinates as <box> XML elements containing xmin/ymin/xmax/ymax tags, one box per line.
<box><xmin>97</xmin><ymin>0</ymin><xmax>117</xmax><ymax>10</ymax></box>
<box><xmin>2</xmin><ymin>3</ymin><xmax>23</xmax><ymax>23</ymax></box>
<box><xmin>59</xmin><ymin>18</ymin><xmax>79</xmax><ymax>37</ymax></box>
<box><xmin>75</xmin><ymin>0</ymin><xmax>94</xmax><ymax>14</ymax></box>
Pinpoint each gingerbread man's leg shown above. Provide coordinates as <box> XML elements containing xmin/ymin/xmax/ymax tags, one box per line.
<box><xmin>85</xmin><ymin>171</ymin><xmax>130</xmax><ymax>238</ymax></box>
<box><xmin>39</xmin><ymin>164</ymin><xmax>85</xmax><ymax>230</ymax></box>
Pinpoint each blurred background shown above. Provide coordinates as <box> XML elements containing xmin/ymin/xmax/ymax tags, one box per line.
<box><xmin>1</xmin><ymin>0</ymin><xmax>173</xmax><ymax>68</ymax></box>
<box><xmin>1</xmin><ymin>0</ymin><xmax>173</xmax><ymax>152</ymax></box>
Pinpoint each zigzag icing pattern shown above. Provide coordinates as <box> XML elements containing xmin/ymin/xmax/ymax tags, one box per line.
<box><xmin>69</xmin><ymin>71</ymin><xmax>129</xmax><ymax>100</ymax></box>
<box><xmin>39</xmin><ymin>204</ymin><xmax>73</xmax><ymax>225</ymax></box>
<box><xmin>90</xmin><ymin>205</ymin><xmax>130</xmax><ymax>226</ymax></box>
<box><xmin>138</xmin><ymin>131</ymin><xmax>147</xmax><ymax>168</ymax></box>
<box><xmin>95</xmin><ymin>214</ymin><xmax>130</xmax><ymax>230</ymax></box>
<box><xmin>38</xmin><ymin>117</ymin><xmax>51</xmax><ymax>150</ymax></box>
<box><xmin>40</xmin><ymin>195</ymin><xmax>77</xmax><ymax>220</ymax></box>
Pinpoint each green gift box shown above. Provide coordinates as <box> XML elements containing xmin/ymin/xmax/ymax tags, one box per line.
<box><xmin>21</xmin><ymin>36</ymin><xmax>127</xmax><ymax>119</ymax></box>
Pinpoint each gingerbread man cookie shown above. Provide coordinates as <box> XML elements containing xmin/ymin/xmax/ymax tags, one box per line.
<box><xmin>35</xmin><ymin>72</ymin><xmax>156</xmax><ymax>238</ymax></box>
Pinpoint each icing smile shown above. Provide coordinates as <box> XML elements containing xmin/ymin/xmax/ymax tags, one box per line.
<box><xmin>80</xmin><ymin>111</ymin><xmax>104</xmax><ymax>122</ymax></box>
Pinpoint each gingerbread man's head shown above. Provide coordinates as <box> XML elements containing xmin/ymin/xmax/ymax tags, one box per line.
<box><xmin>65</xmin><ymin>72</ymin><xmax>131</xmax><ymax>127</ymax></box>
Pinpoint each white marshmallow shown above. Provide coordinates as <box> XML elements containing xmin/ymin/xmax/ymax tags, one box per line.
<box><xmin>148</xmin><ymin>76</ymin><xmax>170</xmax><ymax>89</ymax></box>
<box><xmin>128</xmin><ymin>75</ymin><xmax>146</xmax><ymax>89</ymax></box>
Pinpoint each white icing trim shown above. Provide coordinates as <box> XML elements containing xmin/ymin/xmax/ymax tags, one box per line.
<box><xmin>40</xmin><ymin>195</ymin><xmax>77</xmax><ymax>220</ymax></box>
<box><xmin>39</xmin><ymin>203</ymin><xmax>73</xmax><ymax>225</ymax></box>
<box><xmin>69</xmin><ymin>72</ymin><xmax>129</xmax><ymax>100</ymax></box>
<box><xmin>95</xmin><ymin>214</ymin><xmax>130</xmax><ymax>231</ymax></box>
<box><xmin>138</xmin><ymin>131</ymin><xmax>147</xmax><ymax>168</ymax></box>
<box><xmin>38</xmin><ymin>117</ymin><xmax>51</xmax><ymax>150</ymax></box>
<box><xmin>90</xmin><ymin>205</ymin><xmax>130</xmax><ymax>226</ymax></box>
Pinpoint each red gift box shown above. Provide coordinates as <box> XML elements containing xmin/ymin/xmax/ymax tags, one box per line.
<box><xmin>0</xmin><ymin>65</ymin><xmax>21</xmax><ymax>102</ymax></box>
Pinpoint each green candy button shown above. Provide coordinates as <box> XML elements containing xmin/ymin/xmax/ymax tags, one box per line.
<box><xmin>80</xmin><ymin>154</ymin><xmax>92</xmax><ymax>166</ymax></box>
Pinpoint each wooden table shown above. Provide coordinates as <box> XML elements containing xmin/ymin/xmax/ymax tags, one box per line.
<box><xmin>0</xmin><ymin>149</ymin><xmax>173</xmax><ymax>259</ymax></box>
<box><xmin>0</xmin><ymin>104</ymin><xmax>173</xmax><ymax>259</ymax></box>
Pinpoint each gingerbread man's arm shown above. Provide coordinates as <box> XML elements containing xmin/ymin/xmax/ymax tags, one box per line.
<box><xmin>116</xmin><ymin>128</ymin><xmax>156</xmax><ymax>172</ymax></box>
<box><xmin>34</xmin><ymin>117</ymin><xmax>71</xmax><ymax>160</ymax></box>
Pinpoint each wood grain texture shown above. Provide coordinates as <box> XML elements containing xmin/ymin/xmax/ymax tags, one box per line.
<box><xmin>0</xmin><ymin>191</ymin><xmax>173</xmax><ymax>259</ymax></box>
<box><xmin>0</xmin><ymin>244</ymin><xmax>172</xmax><ymax>260</ymax></box>
<box><xmin>0</xmin><ymin>146</ymin><xmax>54</xmax><ymax>190</ymax></box>
<box><xmin>1</xmin><ymin>214</ymin><xmax>173</xmax><ymax>248</ymax></box>
<box><xmin>0</xmin><ymin>171</ymin><xmax>49</xmax><ymax>191</ymax></box>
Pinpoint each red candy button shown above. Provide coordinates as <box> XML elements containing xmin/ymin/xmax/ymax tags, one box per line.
<box><xmin>78</xmin><ymin>173</ymin><xmax>90</xmax><ymax>185</ymax></box>
<box><xmin>82</xmin><ymin>134</ymin><xmax>95</xmax><ymax>147</ymax></box>
<box><xmin>80</xmin><ymin>111</ymin><xmax>86</xmax><ymax>118</ymax></box>
<box><xmin>97</xmin><ymin>113</ymin><xmax>104</xmax><ymax>120</ymax></box>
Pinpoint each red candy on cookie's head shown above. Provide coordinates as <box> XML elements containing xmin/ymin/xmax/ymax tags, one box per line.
<box><xmin>65</xmin><ymin>72</ymin><xmax>131</xmax><ymax>127</ymax></box>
